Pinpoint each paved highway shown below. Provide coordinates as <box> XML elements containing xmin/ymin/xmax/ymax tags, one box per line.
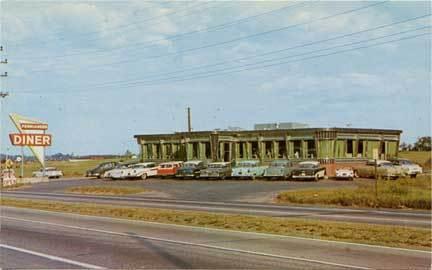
<box><xmin>4</xmin><ymin>190</ymin><xmax>431</xmax><ymax>228</ymax></box>
<box><xmin>1</xmin><ymin>207</ymin><xmax>430</xmax><ymax>269</ymax></box>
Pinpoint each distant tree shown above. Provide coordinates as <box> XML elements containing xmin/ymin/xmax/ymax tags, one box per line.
<box><xmin>399</xmin><ymin>142</ymin><xmax>413</xmax><ymax>151</ymax></box>
<box><xmin>412</xmin><ymin>136</ymin><xmax>431</xmax><ymax>151</ymax></box>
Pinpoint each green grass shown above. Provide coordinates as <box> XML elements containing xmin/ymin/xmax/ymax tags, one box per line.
<box><xmin>1</xmin><ymin>198</ymin><xmax>430</xmax><ymax>250</ymax></box>
<box><xmin>15</xmin><ymin>158</ymin><xmax>126</xmax><ymax>178</ymax></box>
<box><xmin>65</xmin><ymin>186</ymin><xmax>148</xmax><ymax>195</ymax></box>
<box><xmin>277</xmin><ymin>175</ymin><xmax>432</xmax><ymax>209</ymax></box>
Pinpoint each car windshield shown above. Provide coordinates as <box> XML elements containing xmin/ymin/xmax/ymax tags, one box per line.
<box><xmin>161</xmin><ymin>164</ymin><xmax>172</xmax><ymax>168</ymax></box>
<box><xmin>208</xmin><ymin>164</ymin><xmax>226</xmax><ymax>169</ymax></box>
<box><xmin>184</xmin><ymin>163</ymin><xmax>198</xmax><ymax>168</ymax></box>
<box><xmin>237</xmin><ymin>162</ymin><xmax>257</xmax><ymax>167</ymax></box>
<box><xmin>271</xmin><ymin>161</ymin><xmax>288</xmax><ymax>167</ymax></box>
<box><xmin>380</xmin><ymin>163</ymin><xmax>393</xmax><ymax>167</ymax></box>
<box><xmin>298</xmin><ymin>163</ymin><xmax>317</xmax><ymax>169</ymax></box>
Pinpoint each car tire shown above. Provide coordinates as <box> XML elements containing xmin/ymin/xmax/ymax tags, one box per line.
<box><xmin>410</xmin><ymin>174</ymin><xmax>417</xmax><ymax>179</ymax></box>
<box><xmin>141</xmin><ymin>174</ymin><xmax>147</xmax><ymax>180</ymax></box>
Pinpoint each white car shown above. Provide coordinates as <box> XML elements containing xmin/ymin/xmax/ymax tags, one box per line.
<box><xmin>32</xmin><ymin>167</ymin><xmax>63</xmax><ymax>179</ymax></box>
<box><xmin>122</xmin><ymin>162</ymin><xmax>158</xmax><ymax>180</ymax></box>
<box><xmin>103</xmin><ymin>165</ymin><xmax>128</xmax><ymax>179</ymax></box>
<box><xmin>335</xmin><ymin>167</ymin><xmax>354</xmax><ymax>180</ymax></box>
<box><xmin>391</xmin><ymin>159</ymin><xmax>423</xmax><ymax>178</ymax></box>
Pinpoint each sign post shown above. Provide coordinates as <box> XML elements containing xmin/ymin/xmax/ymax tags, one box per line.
<box><xmin>8</xmin><ymin>113</ymin><xmax>51</xmax><ymax>177</ymax></box>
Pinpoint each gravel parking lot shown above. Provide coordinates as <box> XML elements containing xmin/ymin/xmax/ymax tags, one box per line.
<box><xmin>18</xmin><ymin>178</ymin><xmax>359</xmax><ymax>203</ymax></box>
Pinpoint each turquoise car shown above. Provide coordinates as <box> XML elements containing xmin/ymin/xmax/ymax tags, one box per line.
<box><xmin>231</xmin><ymin>160</ymin><xmax>268</xmax><ymax>180</ymax></box>
<box><xmin>263</xmin><ymin>160</ymin><xmax>294</xmax><ymax>180</ymax></box>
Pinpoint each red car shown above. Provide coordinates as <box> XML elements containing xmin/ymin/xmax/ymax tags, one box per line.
<box><xmin>157</xmin><ymin>161</ymin><xmax>183</xmax><ymax>177</ymax></box>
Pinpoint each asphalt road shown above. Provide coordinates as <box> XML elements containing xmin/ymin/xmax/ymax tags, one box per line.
<box><xmin>1</xmin><ymin>207</ymin><xmax>430</xmax><ymax>269</ymax></box>
<box><xmin>14</xmin><ymin>178</ymin><xmax>359</xmax><ymax>202</ymax></box>
<box><xmin>4</xmin><ymin>189</ymin><xmax>431</xmax><ymax>228</ymax></box>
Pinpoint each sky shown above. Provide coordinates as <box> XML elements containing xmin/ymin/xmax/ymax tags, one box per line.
<box><xmin>0</xmin><ymin>0</ymin><xmax>430</xmax><ymax>156</ymax></box>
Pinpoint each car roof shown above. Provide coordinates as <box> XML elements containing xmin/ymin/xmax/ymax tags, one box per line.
<box><xmin>298</xmin><ymin>161</ymin><xmax>320</xmax><ymax>165</ymax></box>
<box><xmin>135</xmin><ymin>162</ymin><xmax>155</xmax><ymax>166</ymax></box>
<box><xmin>209</xmin><ymin>162</ymin><xmax>230</xmax><ymax>165</ymax></box>
<box><xmin>238</xmin><ymin>160</ymin><xmax>259</xmax><ymax>164</ymax></box>
<box><xmin>159</xmin><ymin>161</ymin><xmax>183</xmax><ymax>165</ymax></box>
<box><xmin>184</xmin><ymin>160</ymin><xmax>203</xmax><ymax>165</ymax></box>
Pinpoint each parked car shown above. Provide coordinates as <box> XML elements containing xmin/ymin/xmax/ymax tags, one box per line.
<box><xmin>157</xmin><ymin>161</ymin><xmax>183</xmax><ymax>178</ymax></box>
<box><xmin>32</xmin><ymin>167</ymin><xmax>63</xmax><ymax>179</ymax></box>
<box><xmin>356</xmin><ymin>160</ymin><xmax>402</xmax><ymax>180</ymax></box>
<box><xmin>122</xmin><ymin>162</ymin><xmax>158</xmax><ymax>180</ymax></box>
<box><xmin>86</xmin><ymin>161</ymin><xmax>118</xmax><ymax>178</ymax></box>
<box><xmin>291</xmin><ymin>161</ymin><xmax>325</xmax><ymax>181</ymax></box>
<box><xmin>263</xmin><ymin>160</ymin><xmax>294</xmax><ymax>180</ymax></box>
<box><xmin>389</xmin><ymin>158</ymin><xmax>423</xmax><ymax>178</ymax></box>
<box><xmin>1</xmin><ymin>169</ymin><xmax>17</xmax><ymax>186</ymax></box>
<box><xmin>231</xmin><ymin>160</ymin><xmax>267</xmax><ymax>180</ymax></box>
<box><xmin>103</xmin><ymin>164</ymin><xmax>128</xmax><ymax>179</ymax></box>
<box><xmin>199</xmin><ymin>162</ymin><xmax>232</xmax><ymax>179</ymax></box>
<box><xmin>176</xmin><ymin>160</ymin><xmax>206</xmax><ymax>179</ymax></box>
<box><xmin>335</xmin><ymin>167</ymin><xmax>354</xmax><ymax>180</ymax></box>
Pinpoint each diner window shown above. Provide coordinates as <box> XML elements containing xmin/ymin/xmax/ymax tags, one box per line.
<box><xmin>278</xmin><ymin>141</ymin><xmax>287</xmax><ymax>158</ymax></box>
<box><xmin>307</xmin><ymin>140</ymin><xmax>316</xmax><ymax>158</ymax></box>
<box><xmin>293</xmin><ymin>141</ymin><xmax>301</xmax><ymax>158</ymax></box>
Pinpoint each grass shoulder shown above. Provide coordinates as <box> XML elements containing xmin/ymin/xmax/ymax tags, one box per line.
<box><xmin>65</xmin><ymin>185</ymin><xmax>148</xmax><ymax>196</ymax></box>
<box><xmin>1</xmin><ymin>197</ymin><xmax>430</xmax><ymax>251</ymax></box>
<box><xmin>277</xmin><ymin>175</ymin><xmax>431</xmax><ymax>210</ymax></box>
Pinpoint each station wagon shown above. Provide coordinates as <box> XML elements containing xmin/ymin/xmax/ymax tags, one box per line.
<box><xmin>263</xmin><ymin>160</ymin><xmax>293</xmax><ymax>180</ymax></box>
<box><xmin>157</xmin><ymin>161</ymin><xmax>183</xmax><ymax>177</ymax></box>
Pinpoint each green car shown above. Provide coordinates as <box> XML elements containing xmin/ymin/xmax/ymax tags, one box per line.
<box><xmin>231</xmin><ymin>160</ymin><xmax>268</xmax><ymax>180</ymax></box>
<box><xmin>263</xmin><ymin>160</ymin><xmax>294</xmax><ymax>180</ymax></box>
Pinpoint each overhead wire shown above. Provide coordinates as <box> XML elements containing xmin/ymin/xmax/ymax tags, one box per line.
<box><xmin>14</xmin><ymin>25</ymin><xmax>429</xmax><ymax>94</ymax></box>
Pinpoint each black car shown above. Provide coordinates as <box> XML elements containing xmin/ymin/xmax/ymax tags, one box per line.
<box><xmin>86</xmin><ymin>161</ymin><xmax>118</xmax><ymax>178</ymax></box>
<box><xmin>291</xmin><ymin>161</ymin><xmax>326</xmax><ymax>181</ymax></box>
<box><xmin>176</xmin><ymin>160</ymin><xmax>206</xmax><ymax>179</ymax></box>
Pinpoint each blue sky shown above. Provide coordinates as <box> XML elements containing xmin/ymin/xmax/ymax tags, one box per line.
<box><xmin>0</xmin><ymin>1</ymin><xmax>430</xmax><ymax>155</ymax></box>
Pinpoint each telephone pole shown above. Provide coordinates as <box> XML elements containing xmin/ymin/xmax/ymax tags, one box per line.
<box><xmin>0</xmin><ymin>44</ymin><xmax>9</xmax><ymax>175</ymax></box>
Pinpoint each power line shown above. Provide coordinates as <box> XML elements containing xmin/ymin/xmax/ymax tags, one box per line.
<box><xmin>10</xmin><ymin>1</ymin><xmax>207</xmax><ymax>48</ymax></box>
<box><xmin>72</xmin><ymin>14</ymin><xmax>430</xmax><ymax>88</ymax></box>
<box><xmin>14</xmin><ymin>1</ymin><xmax>308</xmax><ymax>61</ymax></box>
<box><xmin>15</xmin><ymin>26</ymin><xmax>429</xmax><ymax>94</ymax></box>
<box><xmin>84</xmin><ymin>1</ymin><xmax>390</xmax><ymax>69</ymax></box>
<box><xmin>130</xmin><ymin>27</ymin><xmax>430</xmax><ymax>86</ymax></box>
<box><xmin>26</xmin><ymin>1</ymin><xmax>389</xmax><ymax>73</ymax></box>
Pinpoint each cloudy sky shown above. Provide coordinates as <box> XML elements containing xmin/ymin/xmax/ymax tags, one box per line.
<box><xmin>0</xmin><ymin>0</ymin><xmax>430</xmax><ymax>155</ymax></box>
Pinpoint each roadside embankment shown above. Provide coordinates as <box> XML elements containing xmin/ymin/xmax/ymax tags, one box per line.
<box><xmin>65</xmin><ymin>186</ymin><xmax>148</xmax><ymax>196</ymax></box>
<box><xmin>277</xmin><ymin>175</ymin><xmax>431</xmax><ymax>209</ymax></box>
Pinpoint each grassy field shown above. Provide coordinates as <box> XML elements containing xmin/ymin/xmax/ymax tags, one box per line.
<box><xmin>277</xmin><ymin>175</ymin><xmax>431</xmax><ymax>209</ymax></box>
<box><xmin>65</xmin><ymin>186</ymin><xmax>148</xmax><ymax>195</ymax></box>
<box><xmin>1</xmin><ymin>197</ymin><xmax>430</xmax><ymax>250</ymax></box>
<box><xmin>14</xmin><ymin>158</ymin><xmax>125</xmax><ymax>178</ymax></box>
<box><xmin>399</xmin><ymin>151</ymin><xmax>431</xmax><ymax>170</ymax></box>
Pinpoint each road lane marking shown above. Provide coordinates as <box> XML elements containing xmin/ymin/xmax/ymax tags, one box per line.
<box><xmin>3</xmin><ymin>216</ymin><xmax>372</xmax><ymax>269</ymax></box>
<box><xmin>5</xmin><ymin>191</ymin><xmax>431</xmax><ymax>217</ymax></box>
<box><xmin>3</xmin><ymin>206</ymin><xmax>431</xmax><ymax>254</ymax></box>
<box><xmin>0</xmin><ymin>244</ymin><xmax>105</xmax><ymax>269</ymax></box>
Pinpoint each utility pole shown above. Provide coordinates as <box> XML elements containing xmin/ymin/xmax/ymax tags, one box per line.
<box><xmin>0</xmin><ymin>44</ymin><xmax>9</xmax><ymax>185</ymax></box>
<box><xmin>187</xmin><ymin>107</ymin><xmax>192</xmax><ymax>133</ymax></box>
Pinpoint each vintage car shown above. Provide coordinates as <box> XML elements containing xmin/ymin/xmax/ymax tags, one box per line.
<box><xmin>231</xmin><ymin>160</ymin><xmax>267</xmax><ymax>180</ymax></box>
<box><xmin>199</xmin><ymin>162</ymin><xmax>232</xmax><ymax>179</ymax></box>
<box><xmin>263</xmin><ymin>160</ymin><xmax>293</xmax><ymax>180</ymax></box>
<box><xmin>176</xmin><ymin>160</ymin><xmax>206</xmax><ymax>179</ymax></box>
<box><xmin>390</xmin><ymin>158</ymin><xmax>423</xmax><ymax>178</ymax></box>
<box><xmin>356</xmin><ymin>160</ymin><xmax>402</xmax><ymax>180</ymax></box>
<box><xmin>32</xmin><ymin>167</ymin><xmax>63</xmax><ymax>179</ymax></box>
<box><xmin>291</xmin><ymin>161</ymin><xmax>326</xmax><ymax>181</ymax></box>
<box><xmin>335</xmin><ymin>167</ymin><xmax>354</xmax><ymax>180</ymax></box>
<box><xmin>86</xmin><ymin>161</ymin><xmax>118</xmax><ymax>178</ymax></box>
<box><xmin>121</xmin><ymin>162</ymin><xmax>158</xmax><ymax>180</ymax></box>
<box><xmin>103</xmin><ymin>164</ymin><xmax>128</xmax><ymax>179</ymax></box>
<box><xmin>157</xmin><ymin>161</ymin><xmax>183</xmax><ymax>178</ymax></box>
<box><xmin>1</xmin><ymin>169</ymin><xmax>17</xmax><ymax>187</ymax></box>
